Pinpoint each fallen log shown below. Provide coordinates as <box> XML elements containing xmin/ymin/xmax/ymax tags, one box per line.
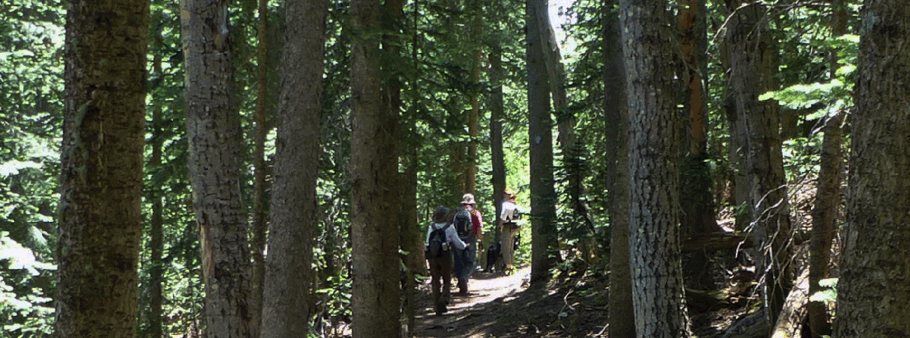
<box><xmin>682</xmin><ymin>232</ymin><xmax>753</xmax><ymax>252</ymax></box>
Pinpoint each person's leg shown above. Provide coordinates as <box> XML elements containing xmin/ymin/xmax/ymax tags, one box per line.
<box><xmin>440</xmin><ymin>251</ymin><xmax>453</xmax><ymax>311</ymax></box>
<box><xmin>429</xmin><ymin>258</ymin><xmax>443</xmax><ymax>314</ymax></box>
<box><xmin>501</xmin><ymin>226</ymin><xmax>515</xmax><ymax>273</ymax></box>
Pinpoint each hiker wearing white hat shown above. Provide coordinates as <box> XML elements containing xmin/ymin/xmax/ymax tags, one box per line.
<box><xmin>452</xmin><ymin>193</ymin><xmax>483</xmax><ymax>295</ymax></box>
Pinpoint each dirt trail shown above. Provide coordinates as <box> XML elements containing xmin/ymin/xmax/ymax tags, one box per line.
<box><xmin>413</xmin><ymin>267</ymin><xmax>532</xmax><ymax>338</ymax></box>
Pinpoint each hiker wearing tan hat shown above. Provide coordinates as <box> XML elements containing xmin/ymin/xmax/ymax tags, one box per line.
<box><xmin>498</xmin><ymin>188</ymin><xmax>521</xmax><ymax>274</ymax></box>
<box><xmin>451</xmin><ymin>193</ymin><xmax>484</xmax><ymax>295</ymax></box>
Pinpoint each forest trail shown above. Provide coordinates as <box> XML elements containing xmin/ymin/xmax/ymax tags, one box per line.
<box><xmin>412</xmin><ymin>267</ymin><xmax>534</xmax><ymax>338</ymax></box>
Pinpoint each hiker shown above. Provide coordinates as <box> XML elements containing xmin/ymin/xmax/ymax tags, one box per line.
<box><xmin>425</xmin><ymin>206</ymin><xmax>468</xmax><ymax>315</ymax></box>
<box><xmin>452</xmin><ymin>193</ymin><xmax>483</xmax><ymax>295</ymax></box>
<box><xmin>498</xmin><ymin>188</ymin><xmax>521</xmax><ymax>274</ymax></box>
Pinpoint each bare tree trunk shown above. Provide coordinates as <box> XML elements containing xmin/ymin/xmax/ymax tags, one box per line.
<box><xmin>619</xmin><ymin>0</ymin><xmax>691</xmax><ymax>336</ymax></box>
<box><xmin>807</xmin><ymin>2</ymin><xmax>847</xmax><ymax>337</ymax></box>
<box><xmin>180</xmin><ymin>0</ymin><xmax>252</xmax><ymax>335</ymax></box>
<box><xmin>604</xmin><ymin>0</ymin><xmax>634</xmax><ymax>336</ymax></box>
<box><xmin>527</xmin><ymin>0</ymin><xmax>558</xmax><ymax>284</ymax></box>
<box><xmin>149</xmin><ymin>22</ymin><xmax>165</xmax><ymax>338</ymax></box>
<box><xmin>726</xmin><ymin>0</ymin><xmax>793</xmax><ymax>328</ymax></box>
<box><xmin>836</xmin><ymin>1</ymin><xmax>910</xmax><ymax>337</ymax></box>
<box><xmin>57</xmin><ymin>0</ymin><xmax>148</xmax><ymax>335</ymax></box>
<box><xmin>351</xmin><ymin>0</ymin><xmax>402</xmax><ymax>333</ymax></box>
<box><xmin>249</xmin><ymin>0</ymin><xmax>271</xmax><ymax>335</ymax></box>
<box><xmin>490</xmin><ymin>26</ymin><xmax>506</xmax><ymax>241</ymax></box>
<box><xmin>532</xmin><ymin>0</ymin><xmax>595</xmax><ymax>241</ymax></box>
<box><xmin>259</xmin><ymin>0</ymin><xmax>326</xmax><ymax>335</ymax></box>
<box><xmin>678</xmin><ymin>0</ymin><xmax>721</xmax><ymax>291</ymax></box>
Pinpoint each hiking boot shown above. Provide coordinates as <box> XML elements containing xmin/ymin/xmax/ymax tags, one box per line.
<box><xmin>457</xmin><ymin>279</ymin><xmax>468</xmax><ymax>295</ymax></box>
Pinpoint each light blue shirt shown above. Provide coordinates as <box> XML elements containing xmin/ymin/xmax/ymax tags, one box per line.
<box><xmin>425</xmin><ymin>222</ymin><xmax>468</xmax><ymax>250</ymax></box>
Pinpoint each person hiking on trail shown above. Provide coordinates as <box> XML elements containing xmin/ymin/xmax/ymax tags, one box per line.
<box><xmin>452</xmin><ymin>193</ymin><xmax>483</xmax><ymax>295</ymax></box>
<box><xmin>498</xmin><ymin>188</ymin><xmax>521</xmax><ymax>275</ymax></box>
<box><xmin>425</xmin><ymin>206</ymin><xmax>468</xmax><ymax>315</ymax></box>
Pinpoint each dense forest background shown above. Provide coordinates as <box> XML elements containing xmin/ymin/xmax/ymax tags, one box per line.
<box><xmin>2</xmin><ymin>0</ymin><xmax>909</xmax><ymax>337</ymax></box>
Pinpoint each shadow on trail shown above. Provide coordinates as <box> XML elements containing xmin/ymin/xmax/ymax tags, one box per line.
<box><xmin>411</xmin><ymin>267</ymin><xmax>606</xmax><ymax>338</ymax></box>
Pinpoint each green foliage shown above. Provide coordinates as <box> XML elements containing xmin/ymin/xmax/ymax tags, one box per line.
<box><xmin>1</xmin><ymin>0</ymin><xmax>63</xmax><ymax>334</ymax></box>
<box><xmin>809</xmin><ymin>278</ymin><xmax>838</xmax><ymax>305</ymax></box>
<box><xmin>1</xmin><ymin>232</ymin><xmax>55</xmax><ymax>337</ymax></box>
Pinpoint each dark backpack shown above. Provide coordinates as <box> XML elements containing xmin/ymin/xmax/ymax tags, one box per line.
<box><xmin>453</xmin><ymin>208</ymin><xmax>473</xmax><ymax>238</ymax></box>
<box><xmin>427</xmin><ymin>223</ymin><xmax>451</xmax><ymax>258</ymax></box>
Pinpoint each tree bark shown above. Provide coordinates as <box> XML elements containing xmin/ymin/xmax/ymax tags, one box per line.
<box><xmin>618</xmin><ymin>0</ymin><xmax>691</xmax><ymax>336</ymax></box>
<box><xmin>836</xmin><ymin>1</ymin><xmax>910</xmax><ymax>337</ymax></box>
<box><xmin>259</xmin><ymin>0</ymin><xmax>326</xmax><ymax>335</ymax></box>
<box><xmin>678</xmin><ymin>0</ymin><xmax>721</xmax><ymax>291</ymax></box>
<box><xmin>726</xmin><ymin>0</ymin><xmax>794</xmax><ymax>328</ymax></box>
<box><xmin>490</xmin><ymin>23</ymin><xmax>506</xmax><ymax>241</ymax></box>
<box><xmin>249</xmin><ymin>0</ymin><xmax>271</xmax><ymax>335</ymax></box>
<box><xmin>532</xmin><ymin>0</ymin><xmax>595</xmax><ymax>240</ymax></box>
<box><xmin>57</xmin><ymin>0</ymin><xmax>148</xmax><ymax>336</ymax></box>
<box><xmin>350</xmin><ymin>0</ymin><xmax>402</xmax><ymax>334</ymax></box>
<box><xmin>148</xmin><ymin>20</ymin><xmax>165</xmax><ymax>338</ymax></box>
<box><xmin>527</xmin><ymin>0</ymin><xmax>558</xmax><ymax>284</ymax></box>
<box><xmin>807</xmin><ymin>2</ymin><xmax>847</xmax><ymax>337</ymax></box>
<box><xmin>465</xmin><ymin>0</ymin><xmax>482</xmax><ymax>195</ymax></box>
<box><xmin>603</xmin><ymin>0</ymin><xmax>634</xmax><ymax>336</ymax></box>
<box><xmin>180</xmin><ymin>0</ymin><xmax>252</xmax><ymax>335</ymax></box>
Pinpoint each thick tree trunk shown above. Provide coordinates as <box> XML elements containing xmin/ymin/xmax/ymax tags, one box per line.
<box><xmin>618</xmin><ymin>0</ymin><xmax>691</xmax><ymax>336</ymax></box>
<box><xmin>57</xmin><ymin>0</ymin><xmax>148</xmax><ymax>336</ymax></box>
<box><xmin>180</xmin><ymin>0</ymin><xmax>252</xmax><ymax>335</ymax></box>
<box><xmin>259</xmin><ymin>0</ymin><xmax>326</xmax><ymax>335</ymax></box>
<box><xmin>527</xmin><ymin>0</ymin><xmax>558</xmax><ymax>284</ymax></box>
<box><xmin>351</xmin><ymin>0</ymin><xmax>402</xmax><ymax>334</ymax></box>
<box><xmin>836</xmin><ymin>1</ymin><xmax>910</xmax><ymax>337</ymax></box>
<box><xmin>726</xmin><ymin>1</ymin><xmax>793</xmax><ymax>329</ymax></box>
<box><xmin>249</xmin><ymin>0</ymin><xmax>271</xmax><ymax>335</ymax></box>
<box><xmin>603</xmin><ymin>1</ymin><xmax>633</xmax><ymax>336</ymax></box>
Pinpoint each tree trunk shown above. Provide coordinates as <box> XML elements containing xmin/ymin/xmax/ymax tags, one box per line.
<box><xmin>603</xmin><ymin>0</ymin><xmax>634</xmax><ymax>336</ymax></box>
<box><xmin>836</xmin><ymin>1</ymin><xmax>910</xmax><ymax>337</ymax></box>
<box><xmin>678</xmin><ymin>0</ymin><xmax>721</xmax><ymax>291</ymax></box>
<box><xmin>249</xmin><ymin>0</ymin><xmax>271</xmax><ymax>335</ymax></box>
<box><xmin>618</xmin><ymin>0</ymin><xmax>691</xmax><ymax>336</ymax></box>
<box><xmin>726</xmin><ymin>0</ymin><xmax>793</xmax><ymax>328</ymax></box>
<box><xmin>466</xmin><ymin>0</ymin><xmax>482</xmax><ymax>195</ymax></box>
<box><xmin>180</xmin><ymin>0</ymin><xmax>252</xmax><ymax>335</ymax></box>
<box><xmin>57</xmin><ymin>0</ymin><xmax>148</xmax><ymax>335</ymax></box>
<box><xmin>490</xmin><ymin>27</ymin><xmax>506</xmax><ymax>240</ymax></box>
<box><xmin>527</xmin><ymin>0</ymin><xmax>558</xmax><ymax>284</ymax></box>
<box><xmin>807</xmin><ymin>2</ymin><xmax>847</xmax><ymax>337</ymax></box>
<box><xmin>533</xmin><ymin>0</ymin><xmax>595</xmax><ymax>242</ymax></box>
<box><xmin>259</xmin><ymin>0</ymin><xmax>326</xmax><ymax>335</ymax></box>
<box><xmin>149</xmin><ymin>21</ymin><xmax>165</xmax><ymax>338</ymax></box>
<box><xmin>350</xmin><ymin>0</ymin><xmax>402</xmax><ymax>334</ymax></box>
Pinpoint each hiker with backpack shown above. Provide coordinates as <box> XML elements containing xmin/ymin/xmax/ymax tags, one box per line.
<box><xmin>425</xmin><ymin>206</ymin><xmax>469</xmax><ymax>315</ymax></box>
<box><xmin>452</xmin><ymin>193</ymin><xmax>484</xmax><ymax>295</ymax></box>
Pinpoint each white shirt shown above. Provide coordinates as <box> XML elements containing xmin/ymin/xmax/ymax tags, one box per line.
<box><xmin>501</xmin><ymin>200</ymin><xmax>519</xmax><ymax>223</ymax></box>
<box><xmin>424</xmin><ymin>222</ymin><xmax>468</xmax><ymax>250</ymax></box>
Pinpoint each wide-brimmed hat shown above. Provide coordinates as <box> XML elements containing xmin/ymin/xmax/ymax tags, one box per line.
<box><xmin>461</xmin><ymin>193</ymin><xmax>476</xmax><ymax>205</ymax></box>
<box><xmin>504</xmin><ymin>188</ymin><xmax>516</xmax><ymax>199</ymax></box>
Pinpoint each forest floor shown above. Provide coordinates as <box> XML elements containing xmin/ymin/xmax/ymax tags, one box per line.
<box><xmin>410</xmin><ymin>254</ymin><xmax>768</xmax><ymax>338</ymax></box>
<box><xmin>411</xmin><ymin>266</ymin><xmax>614</xmax><ymax>338</ymax></box>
